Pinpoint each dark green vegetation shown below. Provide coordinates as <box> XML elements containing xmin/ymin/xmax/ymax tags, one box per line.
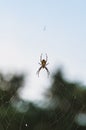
<box><xmin>0</xmin><ymin>69</ymin><xmax>86</xmax><ymax>130</ymax></box>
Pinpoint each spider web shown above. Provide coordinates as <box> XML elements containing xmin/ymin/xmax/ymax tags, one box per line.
<box><xmin>47</xmin><ymin>85</ymin><xmax>84</xmax><ymax>130</ymax></box>
<box><xmin>28</xmin><ymin>69</ymin><xmax>86</xmax><ymax>130</ymax></box>
<box><xmin>44</xmin><ymin>70</ymin><xmax>86</xmax><ymax>130</ymax></box>
<box><xmin>0</xmin><ymin>72</ymin><xmax>28</xmax><ymax>130</ymax></box>
<box><xmin>0</xmin><ymin>70</ymin><xmax>86</xmax><ymax>130</ymax></box>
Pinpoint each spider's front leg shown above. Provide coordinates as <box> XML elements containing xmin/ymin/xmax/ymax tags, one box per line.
<box><xmin>36</xmin><ymin>66</ymin><xmax>42</xmax><ymax>77</ymax></box>
<box><xmin>40</xmin><ymin>54</ymin><xmax>42</xmax><ymax>62</ymax></box>
<box><xmin>46</xmin><ymin>53</ymin><xmax>48</xmax><ymax>62</ymax></box>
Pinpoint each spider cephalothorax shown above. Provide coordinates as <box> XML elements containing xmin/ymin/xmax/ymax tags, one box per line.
<box><xmin>37</xmin><ymin>54</ymin><xmax>50</xmax><ymax>77</ymax></box>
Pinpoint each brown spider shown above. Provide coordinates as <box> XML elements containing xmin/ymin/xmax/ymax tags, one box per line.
<box><xmin>37</xmin><ymin>54</ymin><xmax>50</xmax><ymax>77</ymax></box>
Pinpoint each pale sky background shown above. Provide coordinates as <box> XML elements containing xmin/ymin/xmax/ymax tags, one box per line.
<box><xmin>0</xmin><ymin>0</ymin><xmax>86</xmax><ymax>102</ymax></box>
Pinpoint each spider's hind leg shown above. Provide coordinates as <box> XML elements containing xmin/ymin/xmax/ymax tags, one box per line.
<box><xmin>45</xmin><ymin>67</ymin><xmax>50</xmax><ymax>77</ymax></box>
<box><xmin>36</xmin><ymin>66</ymin><xmax>42</xmax><ymax>77</ymax></box>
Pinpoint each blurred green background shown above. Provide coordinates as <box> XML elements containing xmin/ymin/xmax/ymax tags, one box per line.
<box><xmin>0</xmin><ymin>68</ymin><xmax>86</xmax><ymax>130</ymax></box>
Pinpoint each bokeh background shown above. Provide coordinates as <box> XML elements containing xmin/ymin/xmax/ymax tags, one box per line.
<box><xmin>0</xmin><ymin>0</ymin><xmax>86</xmax><ymax>130</ymax></box>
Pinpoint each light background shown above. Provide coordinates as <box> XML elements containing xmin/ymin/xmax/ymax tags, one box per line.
<box><xmin>0</xmin><ymin>0</ymin><xmax>86</xmax><ymax>101</ymax></box>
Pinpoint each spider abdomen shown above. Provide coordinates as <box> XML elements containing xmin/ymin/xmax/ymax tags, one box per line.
<box><xmin>41</xmin><ymin>60</ymin><xmax>46</xmax><ymax>67</ymax></box>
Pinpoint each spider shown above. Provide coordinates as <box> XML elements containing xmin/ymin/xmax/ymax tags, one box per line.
<box><xmin>36</xmin><ymin>54</ymin><xmax>50</xmax><ymax>77</ymax></box>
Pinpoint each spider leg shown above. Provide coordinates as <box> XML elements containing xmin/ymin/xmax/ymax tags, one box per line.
<box><xmin>40</xmin><ymin>54</ymin><xmax>42</xmax><ymax>62</ymax></box>
<box><xmin>46</xmin><ymin>53</ymin><xmax>48</xmax><ymax>62</ymax></box>
<box><xmin>36</xmin><ymin>66</ymin><xmax>42</xmax><ymax>77</ymax></box>
<box><xmin>38</xmin><ymin>62</ymin><xmax>41</xmax><ymax>65</ymax></box>
<box><xmin>46</xmin><ymin>63</ymin><xmax>49</xmax><ymax>66</ymax></box>
<box><xmin>45</xmin><ymin>67</ymin><xmax>50</xmax><ymax>76</ymax></box>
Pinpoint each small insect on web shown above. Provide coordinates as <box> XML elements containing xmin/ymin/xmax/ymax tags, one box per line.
<box><xmin>36</xmin><ymin>54</ymin><xmax>50</xmax><ymax>77</ymax></box>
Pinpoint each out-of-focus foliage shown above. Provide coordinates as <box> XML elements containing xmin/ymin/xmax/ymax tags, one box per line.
<box><xmin>0</xmin><ymin>69</ymin><xmax>86</xmax><ymax>130</ymax></box>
